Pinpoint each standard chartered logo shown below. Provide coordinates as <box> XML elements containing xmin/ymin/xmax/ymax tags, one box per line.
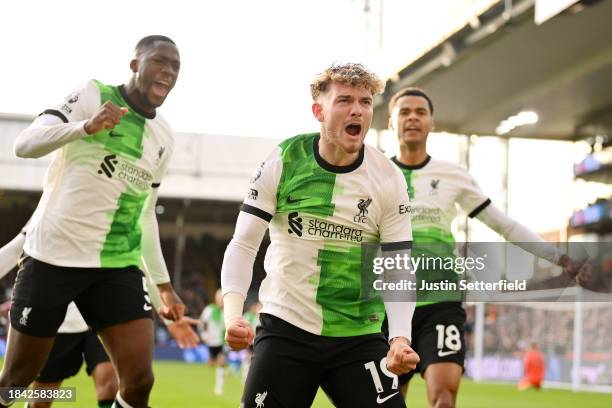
<box><xmin>97</xmin><ymin>154</ymin><xmax>152</xmax><ymax>191</ymax></box>
<box><xmin>287</xmin><ymin>212</ymin><xmax>363</xmax><ymax>242</ymax></box>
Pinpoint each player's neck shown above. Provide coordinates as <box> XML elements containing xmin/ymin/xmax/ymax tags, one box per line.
<box><xmin>123</xmin><ymin>80</ymin><xmax>156</xmax><ymax>116</ymax></box>
<box><xmin>397</xmin><ymin>144</ymin><xmax>428</xmax><ymax>166</ymax></box>
<box><xmin>318</xmin><ymin>135</ymin><xmax>360</xmax><ymax>167</ymax></box>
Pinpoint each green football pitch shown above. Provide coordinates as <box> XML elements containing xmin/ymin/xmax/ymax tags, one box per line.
<box><xmin>5</xmin><ymin>359</ymin><xmax>609</xmax><ymax>407</ymax></box>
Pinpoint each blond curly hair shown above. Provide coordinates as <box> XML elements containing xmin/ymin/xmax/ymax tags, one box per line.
<box><xmin>310</xmin><ymin>63</ymin><xmax>385</xmax><ymax>100</ymax></box>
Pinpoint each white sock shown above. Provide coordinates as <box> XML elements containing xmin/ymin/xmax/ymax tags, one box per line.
<box><xmin>111</xmin><ymin>393</ymin><xmax>135</xmax><ymax>408</ymax></box>
<box><xmin>215</xmin><ymin>366</ymin><xmax>225</xmax><ymax>393</ymax></box>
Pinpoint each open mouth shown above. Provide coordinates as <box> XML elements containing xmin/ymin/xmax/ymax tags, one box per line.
<box><xmin>345</xmin><ymin>124</ymin><xmax>362</xmax><ymax>136</ymax></box>
<box><xmin>151</xmin><ymin>81</ymin><xmax>170</xmax><ymax>98</ymax></box>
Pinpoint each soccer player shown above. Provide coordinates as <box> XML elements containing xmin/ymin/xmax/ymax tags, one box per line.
<box><xmin>0</xmin><ymin>35</ymin><xmax>185</xmax><ymax>408</ymax></box>
<box><xmin>386</xmin><ymin>87</ymin><xmax>581</xmax><ymax>408</ymax></box>
<box><xmin>199</xmin><ymin>289</ymin><xmax>227</xmax><ymax>395</ymax></box>
<box><xmin>1</xmin><ymin>233</ymin><xmax>116</xmax><ymax>408</ymax></box>
<box><xmin>518</xmin><ymin>342</ymin><xmax>545</xmax><ymax>391</ymax></box>
<box><xmin>0</xmin><ymin>230</ymin><xmax>199</xmax><ymax>408</ymax></box>
<box><xmin>221</xmin><ymin>63</ymin><xmax>419</xmax><ymax>408</ymax></box>
<box><xmin>27</xmin><ymin>303</ymin><xmax>118</xmax><ymax>408</ymax></box>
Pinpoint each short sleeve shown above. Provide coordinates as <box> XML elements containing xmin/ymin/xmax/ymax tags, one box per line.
<box><xmin>240</xmin><ymin>146</ymin><xmax>283</xmax><ymax>222</ymax></box>
<box><xmin>455</xmin><ymin>168</ymin><xmax>491</xmax><ymax>218</ymax></box>
<box><xmin>152</xmin><ymin>128</ymin><xmax>174</xmax><ymax>187</ymax></box>
<box><xmin>379</xmin><ymin>166</ymin><xmax>413</xmax><ymax>249</ymax></box>
<box><xmin>42</xmin><ymin>80</ymin><xmax>100</xmax><ymax>123</ymax></box>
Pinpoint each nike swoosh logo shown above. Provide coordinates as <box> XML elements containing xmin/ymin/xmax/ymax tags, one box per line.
<box><xmin>438</xmin><ymin>350</ymin><xmax>458</xmax><ymax>357</ymax></box>
<box><xmin>287</xmin><ymin>196</ymin><xmax>307</xmax><ymax>204</ymax></box>
<box><xmin>109</xmin><ymin>130</ymin><xmax>124</xmax><ymax>138</ymax></box>
<box><xmin>144</xmin><ymin>304</ymin><xmax>152</xmax><ymax>311</ymax></box>
<box><xmin>376</xmin><ymin>392</ymin><xmax>399</xmax><ymax>404</ymax></box>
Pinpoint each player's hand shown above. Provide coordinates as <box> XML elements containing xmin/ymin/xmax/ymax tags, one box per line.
<box><xmin>558</xmin><ymin>254</ymin><xmax>592</xmax><ymax>286</ymax></box>
<box><xmin>575</xmin><ymin>262</ymin><xmax>593</xmax><ymax>286</ymax></box>
<box><xmin>386</xmin><ymin>337</ymin><xmax>419</xmax><ymax>375</ymax></box>
<box><xmin>157</xmin><ymin>283</ymin><xmax>186</xmax><ymax>321</ymax></box>
<box><xmin>167</xmin><ymin>317</ymin><xmax>200</xmax><ymax>349</ymax></box>
<box><xmin>84</xmin><ymin>101</ymin><xmax>128</xmax><ymax>134</ymax></box>
<box><xmin>225</xmin><ymin>316</ymin><xmax>254</xmax><ymax>351</ymax></box>
<box><xmin>558</xmin><ymin>254</ymin><xmax>577</xmax><ymax>276</ymax></box>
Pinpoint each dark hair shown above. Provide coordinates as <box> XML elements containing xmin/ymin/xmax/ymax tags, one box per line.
<box><xmin>388</xmin><ymin>87</ymin><xmax>434</xmax><ymax>115</ymax></box>
<box><xmin>135</xmin><ymin>35</ymin><xmax>176</xmax><ymax>54</ymax></box>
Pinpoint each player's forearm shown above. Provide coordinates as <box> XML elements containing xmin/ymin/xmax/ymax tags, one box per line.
<box><xmin>381</xmin><ymin>246</ymin><xmax>415</xmax><ymax>342</ymax></box>
<box><xmin>385</xmin><ymin>301</ymin><xmax>414</xmax><ymax>343</ymax></box>
<box><xmin>223</xmin><ymin>292</ymin><xmax>246</xmax><ymax>327</ymax></box>
<box><xmin>221</xmin><ymin>211</ymin><xmax>267</xmax><ymax>296</ymax></box>
<box><xmin>221</xmin><ymin>211</ymin><xmax>268</xmax><ymax>324</ymax></box>
<box><xmin>140</xmin><ymin>192</ymin><xmax>171</xmax><ymax>284</ymax></box>
<box><xmin>143</xmin><ymin>272</ymin><xmax>173</xmax><ymax>326</ymax></box>
<box><xmin>14</xmin><ymin>115</ymin><xmax>88</xmax><ymax>158</ymax></box>
<box><xmin>477</xmin><ymin>204</ymin><xmax>559</xmax><ymax>263</ymax></box>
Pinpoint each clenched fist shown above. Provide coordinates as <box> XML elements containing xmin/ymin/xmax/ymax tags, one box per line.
<box><xmin>84</xmin><ymin>101</ymin><xmax>128</xmax><ymax>134</ymax></box>
<box><xmin>225</xmin><ymin>316</ymin><xmax>254</xmax><ymax>351</ymax></box>
<box><xmin>386</xmin><ymin>337</ymin><xmax>419</xmax><ymax>375</ymax></box>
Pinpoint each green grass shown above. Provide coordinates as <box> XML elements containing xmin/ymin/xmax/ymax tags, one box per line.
<box><xmin>3</xmin><ymin>359</ymin><xmax>611</xmax><ymax>407</ymax></box>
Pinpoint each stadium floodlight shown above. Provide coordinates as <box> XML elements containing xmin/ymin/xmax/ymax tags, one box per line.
<box><xmin>495</xmin><ymin>111</ymin><xmax>539</xmax><ymax>135</ymax></box>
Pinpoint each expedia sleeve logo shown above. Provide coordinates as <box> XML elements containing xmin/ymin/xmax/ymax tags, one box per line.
<box><xmin>399</xmin><ymin>203</ymin><xmax>411</xmax><ymax>215</ymax></box>
<box><xmin>97</xmin><ymin>154</ymin><xmax>152</xmax><ymax>191</ymax></box>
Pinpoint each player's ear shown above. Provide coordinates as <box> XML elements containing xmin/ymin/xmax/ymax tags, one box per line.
<box><xmin>431</xmin><ymin>117</ymin><xmax>435</xmax><ymax>131</ymax></box>
<box><xmin>312</xmin><ymin>102</ymin><xmax>324</xmax><ymax>123</ymax></box>
<box><xmin>388</xmin><ymin>116</ymin><xmax>395</xmax><ymax>131</ymax></box>
<box><xmin>130</xmin><ymin>59</ymin><xmax>139</xmax><ymax>74</ymax></box>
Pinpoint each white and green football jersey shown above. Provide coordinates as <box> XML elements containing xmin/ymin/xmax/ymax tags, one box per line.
<box><xmin>201</xmin><ymin>304</ymin><xmax>225</xmax><ymax>347</ymax></box>
<box><xmin>24</xmin><ymin>80</ymin><xmax>174</xmax><ymax>268</ymax></box>
<box><xmin>243</xmin><ymin>133</ymin><xmax>412</xmax><ymax>337</ymax></box>
<box><xmin>391</xmin><ymin>156</ymin><xmax>489</xmax><ymax>243</ymax></box>
<box><xmin>391</xmin><ymin>155</ymin><xmax>490</xmax><ymax>305</ymax></box>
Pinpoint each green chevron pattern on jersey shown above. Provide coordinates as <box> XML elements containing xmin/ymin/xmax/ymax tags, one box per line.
<box><xmin>399</xmin><ymin>167</ymin><xmax>416</xmax><ymax>200</ymax></box>
<box><xmin>397</xmin><ymin>166</ymin><xmax>461</xmax><ymax>307</ymax></box>
<box><xmin>91</xmin><ymin>81</ymin><xmax>150</xmax><ymax>267</ymax></box>
<box><xmin>316</xmin><ymin>244</ymin><xmax>383</xmax><ymax>336</ymax></box>
<box><xmin>210</xmin><ymin>304</ymin><xmax>223</xmax><ymax>323</ymax></box>
<box><xmin>210</xmin><ymin>304</ymin><xmax>225</xmax><ymax>342</ymax></box>
<box><xmin>83</xmin><ymin>80</ymin><xmax>146</xmax><ymax>160</ymax></box>
<box><xmin>100</xmin><ymin>191</ymin><xmax>148</xmax><ymax>267</ymax></box>
<box><xmin>276</xmin><ymin>133</ymin><xmax>336</xmax><ymax>217</ymax></box>
<box><xmin>413</xmin><ymin>227</ymin><xmax>455</xmax><ymax>244</ymax></box>
<box><xmin>276</xmin><ymin>133</ymin><xmax>382</xmax><ymax>336</ymax></box>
